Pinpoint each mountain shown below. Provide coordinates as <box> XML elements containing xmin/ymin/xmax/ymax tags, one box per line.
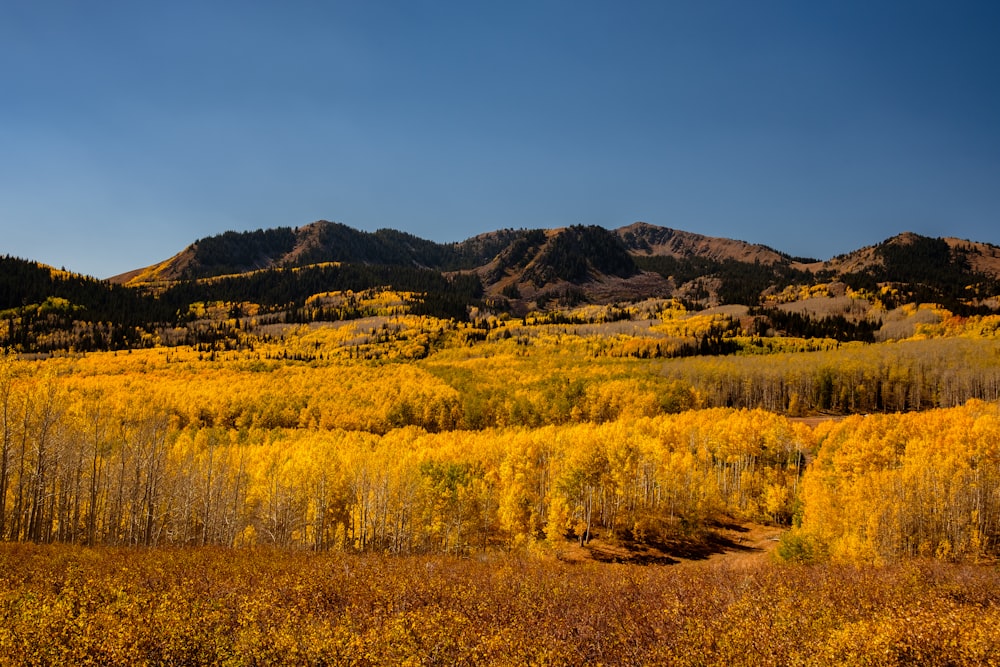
<box><xmin>115</xmin><ymin>222</ymin><xmax>658</xmax><ymax>307</ymax></box>
<box><xmin>822</xmin><ymin>232</ymin><xmax>1000</xmax><ymax>277</ymax></box>
<box><xmin>6</xmin><ymin>221</ymin><xmax>1000</xmax><ymax>354</ymax></box>
<box><xmin>820</xmin><ymin>232</ymin><xmax>1000</xmax><ymax>308</ymax></box>
<box><xmin>616</xmin><ymin>222</ymin><xmax>792</xmax><ymax>264</ymax></box>
<box><xmin>116</xmin><ymin>220</ymin><xmax>795</xmax><ymax>285</ymax></box>
<box><xmin>115</xmin><ymin>222</ymin><xmax>474</xmax><ymax>284</ymax></box>
<box><xmin>114</xmin><ymin>221</ymin><xmax>805</xmax><ymax>306</ymax></box>
<box><xmin>111</xmin><ymin>221</ymin><xmax>1000</xmax><ymax>311</ymax></box>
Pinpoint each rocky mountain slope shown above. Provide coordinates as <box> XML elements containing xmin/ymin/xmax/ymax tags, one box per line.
<box><xmin>4</xmin><ymin>220</ymin><xmax>1000</xmax><ymax>353</ymax></box>
<box><xmin>116</xmin><ymin>220</ymin><xmax>799</xmax><ymax>285</ymax></box>
<box><xmin>109</xmin><ymin>220</ymin><xmax>1000</xmax><ymax>310</ymax></box>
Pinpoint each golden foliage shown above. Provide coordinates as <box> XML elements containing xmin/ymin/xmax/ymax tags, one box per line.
<box><xmin>2</xmin><ymin>545</ymin><xmax>1000</xmax><ymax>665</ymax></box>
<box><xmin>0</xmin><ymin>352</ymin><xmax>813</xmax><ymax>550</ymax></box>
<box><xmin>3</xmin><ymin>301</ymin><xmax>1000</xmax><ymax>564</ymax></box>
<box><xmin>794</xmin><ymin>401</ymin><xmax>1000</xmax><ymax>563</ymax></box>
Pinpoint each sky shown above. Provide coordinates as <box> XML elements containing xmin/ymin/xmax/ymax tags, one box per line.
<box><xmin>2</xmin><ymin>1</ymin><xmax>999</xmax><ymax>279</ymax></box>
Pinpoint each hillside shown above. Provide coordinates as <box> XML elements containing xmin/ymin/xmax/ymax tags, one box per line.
<box><xmin>617</xmin><ymin>222</ymin><xmax>792</xmax><ymax>264</ymax></box>
<box><xmin>116</xmin><ymin>221</ymin><xmax>1000</xmax><ymax>311</ymax></box>
<box><xmin>115</xmin><ymin>222</ymin><xmax>479</xmax><ymax>284</ymax></box>
<box><xmin>824</xmin><ymin>232</ymin><xmax>1000</xmax><ymax>308</ymax></box>
<box><xmin>116</xmin><ymin>220</ymin><xmax>798</xmax><ymax>287</ymax></box>
<box><xmin>5</xmin><ymin>221</ymin><xmax>1000</xmax><ymax>353</ymax></box>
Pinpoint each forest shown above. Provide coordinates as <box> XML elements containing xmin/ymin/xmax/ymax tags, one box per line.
<box><xmin>3</xmin><ymin>279</ymin><xmax>1000</xmax><ymax>662</ymax></box>
<box><xmin>2</xmin><ymin>318</ymin><xmax>1000</xmax><ymax>557</ymax></box>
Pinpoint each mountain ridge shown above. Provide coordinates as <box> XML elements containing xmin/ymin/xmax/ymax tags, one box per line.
<box><xmin>107</xmin><ymin>220</ymin><xmax>1000</xmax><ymax>310</ymax></box>
<box><xmin>112</xmin><ymin>220</ymin><xmax>802</xmax><ymax>285</ymax></box>
<box><xmin>5</xmin><ymin>220</ymin><xmax>1000</xmax><ymax>354</ymax></box>
<box><xmin>118</xmin><ymin>220</ymin><xmax>1000</xmax><ymax>281</ymax></box>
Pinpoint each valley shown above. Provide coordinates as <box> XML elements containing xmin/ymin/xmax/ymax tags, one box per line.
<box><xmin>2</xmin><ymin>221</ymin><xmax>1000</xmax><ymax>664</ymax></box>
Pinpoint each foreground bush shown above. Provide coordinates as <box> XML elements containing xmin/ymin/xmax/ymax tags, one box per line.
<box><xmin>1</xmin><ymin>544</ymin><xmax>999</xmax><ymax>666</ymax></box>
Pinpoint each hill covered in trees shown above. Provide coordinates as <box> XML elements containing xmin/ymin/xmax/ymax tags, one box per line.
<box><xmin>3</xmin><ymin>221</ymin><xmax>1000</xmax><ymax>353</ymax></box>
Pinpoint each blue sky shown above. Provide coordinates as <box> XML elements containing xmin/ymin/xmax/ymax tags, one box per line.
<box><xmin>3</xmin><ymin>1</ymin><xmax>999</xmax><ymax>278</ymax></box>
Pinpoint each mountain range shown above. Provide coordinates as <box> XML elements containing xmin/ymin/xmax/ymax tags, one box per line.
<box><xmin>4</xmin><ymin>220</ymin><xmax>1000</xmax><ymax>353</ymax></box>
<box><xmin>114</xmin><ymin>220</ymin><xmax>1000</xmax><ymax>309</ymax></box>
<box><xmin>112</xmin><ymin>220</ymin><xmax>802</xmax><ymax>286</ymax></box>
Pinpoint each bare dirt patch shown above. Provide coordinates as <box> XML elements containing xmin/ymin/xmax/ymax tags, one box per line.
<box><xmin>684</xmin><ymin>522</ymin><xmax>783</xmax><ymax>569</ymax></box>
<box><xmin>554</xmin><ymin>521</ymin><xmax>784</xmax><ymax>567</ymax></box>
<box><xmin>789</xmin><ymin>415</ymin><xmax>847</xmax><ymax>429</ymax></box>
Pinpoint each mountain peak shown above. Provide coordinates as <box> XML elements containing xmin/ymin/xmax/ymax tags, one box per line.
<box><xmin>616</xmin><ymin>222</ymin><xmax>787</xmax><ymax>265</ymax></box>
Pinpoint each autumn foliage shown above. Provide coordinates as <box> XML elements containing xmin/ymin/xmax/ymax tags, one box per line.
<box><xmin>2</xmin><ymin>311</ymin><xmax>1000</xmax><ymax>559</ymax></box>
<box><xmin>3</xmin><ymin>299</ymin><xmax>1000</xmax><ymax>662</ymax></box>
<box><xmin>2</xmin><ymin>545</ymin><xmax>1000</xmax><ymax>666</ymax></box>
<box><xmin>787</xmin><ymin>401</ymin><xmax>1000</xmax><ymax>563</ymax></box>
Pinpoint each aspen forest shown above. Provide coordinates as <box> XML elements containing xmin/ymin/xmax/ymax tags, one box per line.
<box><xmin>11</xmin><ymin>0</ymin><xmax>1000</xmax><ymax>657</ymax></box>
<box><xmin>3</xmin><ymin>290</ymin><xmax>1000</xmax><ymax>665</ymax></box>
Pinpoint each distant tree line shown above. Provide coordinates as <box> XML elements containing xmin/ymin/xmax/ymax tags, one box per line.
<box><xmin>634</xmin><ymin>255</ymin><xmax>829</xmax><ymax>306</ymax></box>
<box><xmin>750</xmin><ymin>307</ymin><xmax>880</xmax><ymax>343</ymax></box>
<box><xmin>0</xmin><ymin>256</ymin><xmax>483</xmax><ymax>353</ymax></box>
<box><xmin>663</xmin><ymin>337</ymin><xmax>1000</xmax><ymax>414</ymax></box>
